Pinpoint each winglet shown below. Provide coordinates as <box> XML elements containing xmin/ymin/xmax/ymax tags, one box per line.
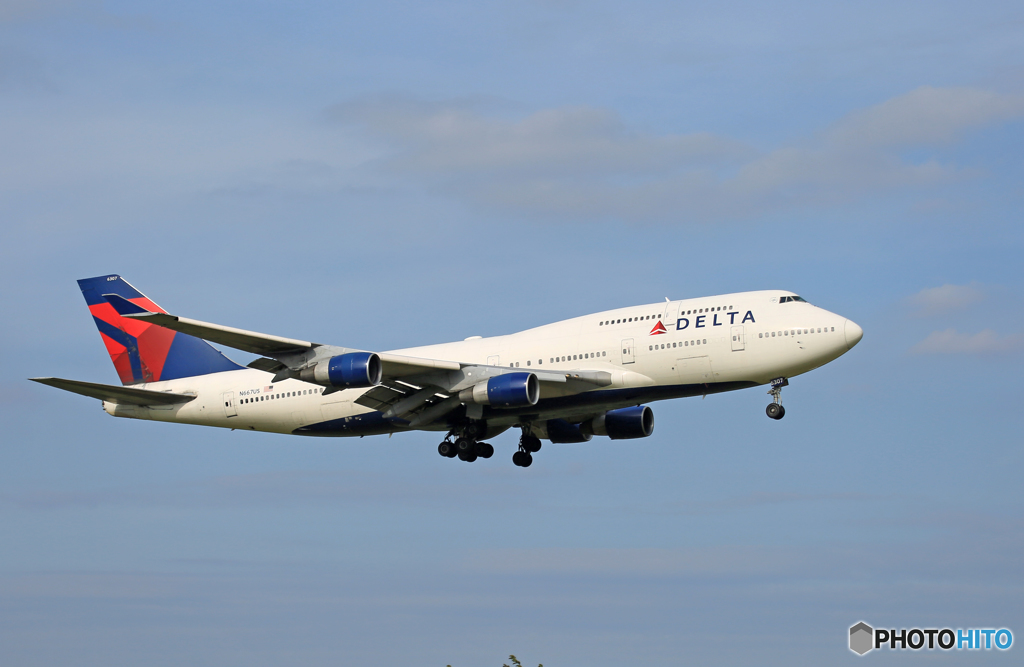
<box><xmin>103</xmin><ymin>293</ymin><xmax>152</xmax><ymax>316</ymax></box>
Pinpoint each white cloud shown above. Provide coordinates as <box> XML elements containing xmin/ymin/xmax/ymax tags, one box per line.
<box><xmin>330</xmin><ymin>96</ymin><xmax>751</xmax><ymax>177</ymax></box>
<box><xmin>908</xmin><ymin>283</ymin><xmax>987</xmax><ymax>317</ymax></box>
<box><xmin>828</xmin><ymin>86</ymin><xmax>1024</xmax><ymax>149</ymax></box>
<box><xmin>329</xmin><ymin>87</ymin><xmax>1024</xmax><ymax>222</ymax></box>
<box><xmin>911</xmin><ymin>329</ymin><xmax>1024</xmax><ymax>355</ymax></box>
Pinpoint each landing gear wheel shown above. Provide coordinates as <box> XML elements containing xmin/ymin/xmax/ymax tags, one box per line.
<box><xmin>512</xmin><ymin>451</ymin><xmax>527</xmax><ymax>467</ymax></box>
<box><xmin>438</xmin><ymin>441</ymin><xmax>456</xmax><ymax>457</ymax></box>
<box><xmin>458</xmin><ymin>451</ymin><xmax>478</xmax><ymax>462</ymax></box>
<box><xmin>519</xmin><ymin>452</ymin><xmax>533</xmax><ymax>467</ymax></box>
<box><xmin>765</xmin><ymin>378</ymin><xmax>788</xmax><ymax>420</ymax></box>
<box><xmin>455</xmin><ymin>437</ymin><xmax>474</xmax><ymax>454</ymax></box>
<box><xmin>522</xmin><ymin>435</ymin><xmax>542</xmax><ymax>453</ymax></box>
<box><xmin>475</xmin><ymin>442</ymin><xmax>494</xmax><ymax>459</ymax></box>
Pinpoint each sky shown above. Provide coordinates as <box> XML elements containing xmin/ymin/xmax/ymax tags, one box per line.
<box><xmin>1</xmin><ymin>1</ymin><xmax>1023</xmax><ymax>665</ymax></box>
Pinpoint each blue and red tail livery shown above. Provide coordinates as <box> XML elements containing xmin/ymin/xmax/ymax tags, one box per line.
<box><xmin>78</xmin><ymin>275</ymin><xmax>242</xmax><ymax>385</ymax></box>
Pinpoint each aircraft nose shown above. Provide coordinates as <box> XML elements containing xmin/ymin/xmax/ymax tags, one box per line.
<box><xmin>844</xmin><ymin>319</ymin><xmax>864</xmax><ymax>349</ymax></box>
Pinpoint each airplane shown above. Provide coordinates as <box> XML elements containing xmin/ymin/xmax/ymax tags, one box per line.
<box><xmin>32</xmin><ymin>275</ymin><xmax>863</xmax><ymax>467</ymax></box>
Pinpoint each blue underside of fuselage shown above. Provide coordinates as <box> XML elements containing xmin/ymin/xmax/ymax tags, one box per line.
<box><xmin>291</xmin><ymin>380</ymin><xmax>760</xmax><ymax>437</ymax></box>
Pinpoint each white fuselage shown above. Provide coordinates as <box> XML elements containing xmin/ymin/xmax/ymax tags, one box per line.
<box><xmin>103</xmin><ymin>291</ymin><xmax>861</xmax><ymax>437</ymax></box>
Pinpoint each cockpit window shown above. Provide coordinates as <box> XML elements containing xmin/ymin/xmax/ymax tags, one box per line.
<box><xmin>780</xmin><ymin>295</ymin><xmax>808</xmax><ymax>303</ymax></box>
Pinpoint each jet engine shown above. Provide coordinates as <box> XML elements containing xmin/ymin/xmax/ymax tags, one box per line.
<box><xmin>582</xmin><ymin>405</ymin><xmax>654</xmax><ymax>440</ymax></box>
<box><xmin>459</xmin><ymin>372</ymin><xmax>539</xmax><ymax>407</ymax></box>
<box><xmin>542</xmin><ymin>418</ymin><xmax>593</xmax><ymax>443</ymax></box>
<box><xmin>300</xmin><ymin>352</ymin><xmax>382</xmax><ymax>388</ymax></box>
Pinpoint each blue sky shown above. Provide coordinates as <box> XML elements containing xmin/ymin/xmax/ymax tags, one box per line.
<box><xmin>1</xmin><ymin>1</ymin><xmax>1022</xmax><ymax>665</ymax></box>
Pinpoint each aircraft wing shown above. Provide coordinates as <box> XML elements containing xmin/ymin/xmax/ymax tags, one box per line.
<box><xmin>102</xmin><ymin>292</ymin><xmax>615</xmax><ymax>425</ymax></box>
<box><xmin>30</xmin><ymin>377</ymin><xmax>196</xmax><ymax>406</ymax></box>
<box><xmin>104</xmin><ymin>294</ymin><xmax>314</xmax><ymax>356</ymax></box>
<box><xmin>104</xmin><ymin>294</ymin><xmax>462</xmax><ymax>377</ymax></box>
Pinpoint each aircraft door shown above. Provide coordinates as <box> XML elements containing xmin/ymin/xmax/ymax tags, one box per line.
<box><xmin>731</xmin><ymin>325</ymin><xmax>745</xmax><ymax>351</ymax></box>
<box><xmin>222</xmin><ymin>391</ymin><xmax>237</xmax><ymax>417</ymax></box>
<box><xmin>664</xmin><ymin>301</ymin><xmax>679</xmax><ymax>329</ymax></box>
<box><xmin>487</xmin><ymin>355</ymin><xmax>500</xmax><ymax>366</ymax></box>
<box><xmin>621</xmin><ymin>338</ymin><xmax>635</xmax><ymax>365</ymax></box>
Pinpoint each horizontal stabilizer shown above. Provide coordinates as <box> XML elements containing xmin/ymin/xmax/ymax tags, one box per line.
<box><xmin>30</xmin><ymin>377</ymin><xmax>197</xmax><ymax>406</ymax></box>
<box><xmin>105</xmin><ymin>296</ymin><xmax>316</xmax><ymax>356</ymax></box>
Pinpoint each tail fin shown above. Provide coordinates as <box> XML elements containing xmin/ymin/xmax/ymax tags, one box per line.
<box><xmin>78</xmin><ymin>274</ymin><xmax>243</xmax><ymax>385</ymax></box>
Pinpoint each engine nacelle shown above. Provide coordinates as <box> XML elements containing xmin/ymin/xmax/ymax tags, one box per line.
<box><xmin>583</xmin><ymin>405</ymin><xmax>654</xmax><ymax>440</ymax></box>
<box><xmin>459</xmin><ymin>372</ymin><xmax>539</xmax><ymax>408</ymax></box>
<box><xmin>540</xmin><ymin>418</ymin><xmax>592</xmax><ymax>443</ymax></box>
<box><xmin>302</xmin><ymin>352</ymin><xmax>382</xmax><ymax>388</ymax></box>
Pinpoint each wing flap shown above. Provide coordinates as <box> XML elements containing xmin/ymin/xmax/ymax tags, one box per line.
<box><xmin>247</xmin><ymin>357</ymin><xmax>287</xmax><ymax>373</ymax></box>
<box><xmin>378</xmin><ymin>353</ymin><xmax>462</xmax><ymax>377</ymax></box>
<box><xmin>353</xmin><ymin>379</ymin><xmax>451</xmax><ymax>421</ymax></box>
<box><xmin>30</xmin><ymin>377</ymin><xmax>196</xmax><ymax>406</ymax></box>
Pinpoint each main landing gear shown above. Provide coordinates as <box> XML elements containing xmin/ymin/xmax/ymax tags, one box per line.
<box><xmin>512</xmin><ymin>427</ymin><xmax>542</xmax><ymax>468</ymax></box>
<box><xmin>437</xmin><ymin>427</ymin><xmax>494</xmax><ymax>463</ymax></box>
<box><xmin>766</xmin><ymin>377</ymin><xmax>788</xmax><ymax>420</ymax></box>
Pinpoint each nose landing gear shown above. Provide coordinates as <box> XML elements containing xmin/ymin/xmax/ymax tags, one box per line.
<box><xmin>766</xmin><ymin>377</ymin><xmax>788</xmax><ymax>420</ymax></box>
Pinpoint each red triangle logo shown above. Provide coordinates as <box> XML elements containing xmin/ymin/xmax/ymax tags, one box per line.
<box><xmin>649</xmin><ymin>320</ymin><xmax>667</xmax><ymax>335</ymax></box>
